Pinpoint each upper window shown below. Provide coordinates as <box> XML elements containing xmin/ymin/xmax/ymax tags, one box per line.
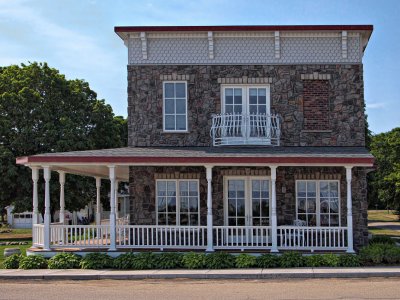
<box><xmin>222</xmin><ymin>85</ymin><xmax>270</xmax><ymax>115</ymax></box>
<box><xmin>163</xmin><ymin>82</ymin><xmax>187</xmax><ymax>132</ymax></box>
<box><xmin>156</xmin><ymin>179</ymin><xmax>199</xmax><ymax>226</ymax></box>
<box><xmin>296</xmin><ymin>180</ymin><xmax>340</xmax><ymax>227</ymax></box>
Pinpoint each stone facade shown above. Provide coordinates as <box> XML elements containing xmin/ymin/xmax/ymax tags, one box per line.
<box><xmin>129</xmin><ymin>166</ymin><xmax>368</xmax><ymax>250</ymax></box>
<box><xmin>127</xmin><ymin>64</ymin><xmax>365</xmax><ymax>147</ymax></box>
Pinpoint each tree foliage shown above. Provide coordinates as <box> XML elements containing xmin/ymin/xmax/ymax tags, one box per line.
<box><xmin>0</xmin><ymin>62</ymin><xmax>127</xmax><ymax>216</ymax></box>
<box><xmin>368</xmin><ymin>127</ymin><xmax>400</xmax><ymax>211</ymax></box>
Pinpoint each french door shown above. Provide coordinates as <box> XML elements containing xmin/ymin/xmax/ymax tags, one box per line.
<box><xmin>225</xmin><ymin>177</ymin><xmax>270</xmax><ymax>227</ymax></box>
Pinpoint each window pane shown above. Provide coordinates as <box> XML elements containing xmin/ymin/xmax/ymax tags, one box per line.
<box><xmin>320</xmin><ymin>214</ymin><xmax>329</xmax><ymax>226</ymax></box>
<box><xmin>228</xmin><ymin>198</ymin><xmax>236</xmax><ymax>216</ymax></box>
<box><xmin>298</xmin><ymin>198</ymin><xmax>306</xmax><ymax>213</ymax></box>
<box><xmin>261</xmin><ymin>199</ymin><xmax>269</xmax><ymax>216</ymax></box>
<box><xmin>158</xmin><ymin>197</ymin><xmax>166</xmax><ymax>212</ymax></box>
<box><xmin>330</xmin><ymin>198</ymin><xmax>339</xmax><ymax>213</ymax></box>
<box><xmin>237</xmin><ymin>218</ymin><xmax>245</xmax><ymax>226</ymax></box>
<box><xmin>165</xmin><ymin>98</ymin><xmax>175</xmax><ymax>114</ymax></box>
<box><xmin>249</xmin><ymin>105</ymin><xmax>257</xmax><ymax>114</ymax></box>
<box><xmin>237</xmin><ymin>198</ymin><xmax>245</xmax><ymax>216</ymax></box>
<box><xmin>180</xmin><ymin>198</ymin><xmax>188</xmax><ymax>210</ymax></box>
<box><xmin>157</xmin><ymin>181</ymin><xmax>166</xmax><ymax>196</ymax></box>
<box><xmin>165</xmin><ymin>115</ymin><xmax>175</xmax><ymax>130</ymax></box>
<box><xmin>189</xmin><ymin>216</ymin><xmax>198</xmax><ymax>226</ymax></box>
<box><xmin>167</xmin><ymin>214</ymin><xmax>176</xmax><ymax>225</ymax></box>
<box><xmin>307</xmin><ymin>182</ymin><xmax>316</xmax><ymax>197</ymax></box>
<box><xmin>189</xmin><ymin>181</ymin><xmax>198</xmax><ymax>194</ymax></box>
<box><xmin>180</xmin><ymin>214</ymin><xmax>188</xmax><ymax>225</ymax></box>
<box><xmin>330</xmin><ymin>214</ymin><xmax>339</xmax><ymax>226</ymax></box>
<box><xmin>189</xmin><ymin>198</ymin><xmax>198</xmax><ymax>212</ymax></box>
<box><xmin>320</xmin><ymin>199</ymin><xmax>329</xmax><ymax>213</ymax></box>
<box><xmin>307</xmin><ymin>198</ymin><xmax>316</xmax><ymax>213</ymax></box>
<box><xmin>167</xmin><ymin>197</ymin><xmax>176</xmax><ymax>212</ymax></box>
<box><xmin>176</xmin><ymin>98</ymin><xmax>186</xmax><ymax>114</ymax></box>
<box><xmin>176</xmin><ymin>115</ymin><xmax>186</xmax><ymax>130</ymax></box>
<box><xmin>158</xmin><ymin>213</ymin><xmax>166</xmax><ymax>225</ymax></box>
<box><xmin>167</xmin><ymin>181</ymin><xmax>176</xmax><ymax>195</ymax></box>
<box><xmin>225</xmin><ymin>105</ymin><xmax>233</xmax><ymax>113</ymax></box>
<box><xmin>233</xmin><ymin>105</ymin><xmax>242</xmax><ymax>114</ymax></box>
<box><xmin>320</xmin><ymin>182</ymin><xmax>329</xmax><ymax>197</ymax></box>
<box><xmin>175</xmin><ymin>83</ymin><xmax>186</xmax><ymax>97</ymax></box>
<box><xmin>258</xmin><ymin>106</ymin><xmax>267</xmax><ymax>114</ymax></box>
<box><xmin>297</xmin><ymin>181</ymin><xmax>306</xmax><ymax>197</ymax></box>
<box><xmin>252</xmin><ymin>199</ymin><xmax>260</xmax><ymax>217</ymax></box>
<box><xmin>164</xmin><ymin>83</ymin><xmax>174</xmax><ymax>98</ymax></box>
<box><xmin>329</xmin><ymin>182</ymin><xmax>339</xmax><ymax>197</ymax></box>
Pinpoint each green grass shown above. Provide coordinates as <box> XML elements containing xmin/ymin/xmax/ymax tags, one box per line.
<box><xmin>0</xmin><ymin>240</ymin><xmax>32</xmax><ymax>268</ymax></box>
<box><xmin>0</xmin><ymin>228</ymin><xmax>32</xmax><ymax>240</ymax></box>
<box><xmin>368</xmin><ymin>228</ymin><xmax>400</xmax><ymax>237</ymax></box>
<box><xmin>368</xmin><ymin>210</ymin><xmax>399</xmax><ymax>222</ymax></box>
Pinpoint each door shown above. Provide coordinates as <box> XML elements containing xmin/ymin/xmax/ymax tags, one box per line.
<box><xmin>226</xmin><ymin>177</ymin><xmax>270</xmax><ymax>226</ymax></box>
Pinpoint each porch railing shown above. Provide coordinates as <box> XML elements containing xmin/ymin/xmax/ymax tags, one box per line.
<box><xmin>277</xmin><ymin>226</ymin><xmax>348</xmax><ymax>250</ymax></box>
<box><xmin>116</xmin><ymin>225</ymin><xmax>207</xmax><ymax>249</ymax></box>
<box><xmin>33</xmin><ymin>224</ymin><xmax>348</xmax><ymax>251</ymax></box>
<box><xmin>214</xmin><ymin>226</ymin><xmax>272</xmax><ymax>249</ymax></box>
<box><xmin>210</xmin><ymin>113</ymin><xmax>281</xmax><ymax>146</ymax></box>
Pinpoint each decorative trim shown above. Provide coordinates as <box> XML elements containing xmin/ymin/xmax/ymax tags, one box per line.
<box><xmin>160</xmin><ymin>74</ymin><xmax>190</xmax><ymax>81</ymax></box>
<box><xmin>295</xmin><ymin>173</ymin><xmax>341</xmax><ymax>180</ymax></box>
<box><xmin>220</xmin><ymin>169</ymin><xmax>270</xmax><ymax>176</ymax></box>
<box><xmin>342</xmin><ymin>31</ymin><xmax>348</xmax><ymax>59</ymax></box>
<box><xmin>154</xmin><ymin>173</ymin><xmax>201</xmax><ymax>179</ymax></box>
<box><xmin>301</xmin><ymin>73</ymin><xmax>331</xmax><ymax>80</ymax></box>
<box><xmin>140</xmin><ymin>32</ymin><xmax>147</xmax><ymax>60</ymax></box>
<box><xmin>274</xmin><ymin>31</ymin><xmax>280</xmax><ymax>59</ymax></box>
<box><xmin>281</xmin><ymin>32</ymin><xmax>341</xmax><ymax>38</ymax></box>
<box><xmin>147</xmin><ymin>32</ymin><xmax>206</xmax><ymax>39</ymax></box>
<box><xmin>208</xmin><ymin>31</ymin><xmax>214</xmax><ymax>59</ymax></box>
<box><xmin>214</xmin><ymin>32</ymin><xmax>274</xmax><ymax>38</ymax></box>
<box><xmin>217</xmin><ymin>77</ymin><xmax>273</xmax><ymax>84</ymax></box>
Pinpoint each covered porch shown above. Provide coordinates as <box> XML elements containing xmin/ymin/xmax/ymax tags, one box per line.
<box><xmin>17</xmin><ymin>147</ymin><xmax>374</xmax><ymax>253</ymax></box>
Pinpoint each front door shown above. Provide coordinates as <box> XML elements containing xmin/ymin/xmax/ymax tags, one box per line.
<box><xmin>226</xmin><ymin>177</ymin><xmax>270</xmax><ymax>227</ymax></box>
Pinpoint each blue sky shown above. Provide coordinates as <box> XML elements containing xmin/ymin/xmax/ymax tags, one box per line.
<box><xmin>0</xmin><ymin>0</ymin><xmax>399</xmax><ymax>134</ymax></box>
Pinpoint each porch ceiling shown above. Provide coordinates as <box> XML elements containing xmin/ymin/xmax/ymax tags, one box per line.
<box><xmin>16</xmin><ymin>147</ymin><xmax>374</xmax><ymax>179</ymax></box>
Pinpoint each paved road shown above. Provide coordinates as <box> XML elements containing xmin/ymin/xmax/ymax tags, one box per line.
<box><xmin>1</xmin><ymin>278</ymin><xmax>400</xmax><ymax>300</ymax></box>
<box><xmin>368</xmin><ymin>221</ymin><xmax>400</xmax><ymax>231</ymax></box>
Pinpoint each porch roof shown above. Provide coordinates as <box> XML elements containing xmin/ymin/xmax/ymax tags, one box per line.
<box><xmin>16</xmin><ymin>146</ymin><xmax>373</xmax><ymax>180</ymax></box>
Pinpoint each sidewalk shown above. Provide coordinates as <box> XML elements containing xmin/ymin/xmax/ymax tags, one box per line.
<box><xmin>1</xmin><ymin>267</ymin><xmax>400</xmax><ymax>280</ymax></box>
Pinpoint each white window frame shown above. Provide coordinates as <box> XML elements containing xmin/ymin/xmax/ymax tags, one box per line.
<box><xmin>295</xmin><ymin>180</ymin><xmax>341</xmax><ymax>227</ymax></box>
<box><xmin>163</xmin><ymin>81</ymin><xmax>188</xmax><ymax>132</ymax></box>
<box><xmin>221</xmin><ymin>84</ymin><xmax>271</xmax><ymax>115</ymax></box>
<box><xmin>223</xmin><ymin>176</ymin><xmax>272</xmax><ymax>226</ymax></box>
<box><xmin>156</xmin><ymin>179</ymin><xmax>200</xmax><ymax>226</ymax></box>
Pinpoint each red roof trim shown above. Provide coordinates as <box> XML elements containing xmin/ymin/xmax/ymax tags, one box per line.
<box><xmin>16</xmin><ymin>156</ymin><xmax>374</xmax><ymax>165</ymax></box>
<box><xmin>114</xmin><ymin>25</ymin><xmax>373</xmax><ymax>33</ymax></box>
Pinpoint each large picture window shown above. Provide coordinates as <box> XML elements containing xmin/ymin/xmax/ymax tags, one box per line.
<box><xmin>156</xmin><ymin>180</ymin><xmax>199</xmax><ymax>225</ymax></box>
<box><xmin>163</xmin><ymin>82</ymin><xmax>187</xmax><ymax>132</ymax></box>
<box><xmin>296</xmin><ymin>180</ymin><xmax>340</xmax><ymax>226</ymax></box>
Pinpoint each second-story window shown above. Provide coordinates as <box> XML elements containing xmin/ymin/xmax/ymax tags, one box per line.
<box><xmin>163</xmin><ymin>81</ymin><xmax>187</xmax><ymax>132</ymax></box>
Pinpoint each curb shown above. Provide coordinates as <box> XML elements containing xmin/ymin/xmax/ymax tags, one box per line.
<box><xmin>1</xmin><ymin>267</ymin><xmax>400</xmax><ymax>280</ymax></box>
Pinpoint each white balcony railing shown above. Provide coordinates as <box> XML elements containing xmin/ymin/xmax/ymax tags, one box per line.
<box><xmin>211</xmin><ymin>113</ymin><xmax>281</xmax><ymax>146</ymax></box>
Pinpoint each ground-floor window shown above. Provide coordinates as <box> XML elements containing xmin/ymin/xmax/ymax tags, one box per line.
<box><xmin>156</xmin><ymin>179</ymin><xmax>199</xmax><ymax>225</ymax></box>
<box><xmin>296</xmin><ymin>180</ymin><xmax>340</xmax><ymax>226</ymax></box>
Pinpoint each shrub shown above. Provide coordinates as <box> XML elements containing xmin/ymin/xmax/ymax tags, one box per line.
<box><xmin>359</xmin><ymin>244</ymin><xmax>385</xmax><ymax>265</ymax></box>
<box><xmin>339</xmin><ymin>254</ymin><xmax>360</xmax><ymax>267</ymax></box>
<box><xmin>80</xmin><ymin>253</ymin><xmax>114</xmax><ymax>269</ymax></box>
<box><xmin>113</xmin><ymin>253</ymin><xmax>136</xmax><ymax>269</ymax></box>
<box><xmin>130</xmin><ymin>252</ymin><xmax>157</xmax><ymax>270</ymax></box>
<box><xmin>205</xmin><ymin>252</ymin><xmax>235</xmax><ymax>269</ymax></box>
<box><xmin>305</xmin><ymin>255</ymin><xmax>325</xmax><ymax>267</ymax></box>
<box><xmin>155</xmin><ymin>253</ymin><xmax>183</xmax><ymax>269</ymax></box>
<box><xmin>279</xmin><ymin>252</ymin><xmax>305</xmax><ymax>268</ymax></box>
<box><xmin>19</xmin><ymin>255</ymin><xmax>47</xmax><ymax>269</ymax></box>
<box><xmin>383</xmin><ymin>245</ymin><xmax>400</xmax><ymax>264</ymax></box>
<box><xmin>369</xmin><ymin>236</ymin><xmax>396</xmax><ymax>245</ymax></box>
<box><xmin>322</xmin><ymin>254</ymin><xmax>340</xmax><ymax>267</ymax></box>
<box><xmin>182</xmin><ymin>252</ymin><xmax>206</xmax><ymax>269</ymax></box>
<box><xmin>48</xmin><ymin>253</ymin><xmax>81</xmax><ymax>269</ymax></box>
<box><xmin>256</xmin><ymin>254</ymin><xmax>280</xmax><ymax>268</ymax></box>
<box><xmin>235</xmin><ymin>254</ymin><xmax>256</xmax><ymax>268</ymax></box>
<box><xmin>3</xmin><ymin>254</ymin><xmax>22</xmax><ymax>269</ymax></box>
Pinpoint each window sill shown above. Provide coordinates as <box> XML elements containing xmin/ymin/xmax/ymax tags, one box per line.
<box><xmin>163</xmin><ymin>130</ymin><xmax>189</xmax><ymax>134</ymax></box>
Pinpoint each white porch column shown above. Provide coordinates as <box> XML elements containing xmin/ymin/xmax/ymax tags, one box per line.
<box><xmin>31</xmin><ymin>167</ymin><xmax>40</xmax><ymax>226</ymax></box>
<box><xmin>58</xmin><ymin>171</ymin><xmax>65</xmax><ymax>224</ymax></box>
<box><xmin>43</xmin><ymin>166</ymin><xmax>51</xmax><ymax>250</ymax></box>
<box><xmin>115</xmin><ymin>180</ymin><xmax>119</xmax><ymax>219</ymax></box>
<box><xmin>346</xmin><ymin>166</ymin><xmax>355</xmax><ymax>253</ymax></box>
<box><xmin>206</xmin><ymin>165</ymin><xmax>214</xmax><ymax>252</ymax></box>
<box><xmin>95</xmin><ymin>177</ymin><xmax>101</xmax><ymax>225</ymax></box>
<box><xmin>109</xmin><ymin>166</ymin><xmax>117</xmax><ymax>251</ymax></box>
<box><xmin>270</xmin><ymin>166</ymin><xmax>278</xmax><ymax>253</ymax></box>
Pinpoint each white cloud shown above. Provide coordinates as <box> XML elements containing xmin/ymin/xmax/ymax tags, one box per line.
<box><xmin>366</xmin><ymin>102</ymin><xmax>386</xmax><ymax>109</ymax></box>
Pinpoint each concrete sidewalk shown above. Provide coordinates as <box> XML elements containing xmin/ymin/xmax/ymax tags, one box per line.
<box><xmin>1</xmin><ymin>267</ymin><xmax>400</xmax><ymax>280</ymax></box>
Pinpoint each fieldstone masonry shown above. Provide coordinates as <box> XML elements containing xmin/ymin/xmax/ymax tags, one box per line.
<box><xmin>127</xmin><ymin>64</ymin><xmax>365</xmax><ymax>147</ymax></box>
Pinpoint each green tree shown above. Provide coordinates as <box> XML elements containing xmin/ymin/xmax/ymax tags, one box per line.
<box><xmin>368</xmin><ymin>127</ymin><xmax>400</xmax><ymax>212</ymax></box>
<box><xmin>0</xmin><ymin>62</ymin><xmax>127</xmax><ymax>219</ymax></box>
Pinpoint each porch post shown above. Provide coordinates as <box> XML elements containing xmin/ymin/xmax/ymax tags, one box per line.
<box><xmin>206</xmin><ymin>165</ymin><xmax>214</xmax><ymax>252</ymax></box>
<box><xmin>109</xmin><ymin>166</ymin><xmax>117</xmax><ymax>251</ymax></box>
<box><xmin>31</xmin><ymin>167</ymin><xmax>40</xmax><ymax>226</ymax></box>
<box><xmin>346</xmin><ymin>166</ymin><xmax>355</xmax><ymax>253</ymax></box>
<box><xmin>58</xmin><ymin>171</ymin><xmax>65</xmax><ymax>224</ymax></box>
<box><xmin>95</xmin><ymin>177</ymin><xmax>101</xmax><ymax>225</ymax></box>
<box><xmin>43</xmin><ymin>166</ymin><xmax>51</xmax><ymax>250</ymax></box>
<box><xmin>115</xmin><ymin>180</ymin><xmax>119</xmax><ymax>219</ymax></box>
<box><xmin>270</xmin><ymin>166</ymin><xmax>278</xmax><ymax>253</ymax></box>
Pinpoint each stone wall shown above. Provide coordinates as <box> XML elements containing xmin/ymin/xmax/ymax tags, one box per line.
<box><xmin>129</xmin><ymin>165</ymin><xmax>368</xmax><ymax>250</ymax></box>
<box><xmin>127</xmin><ymin>64</ymin><xmax>365</xmax><ymax>147</ymax></box>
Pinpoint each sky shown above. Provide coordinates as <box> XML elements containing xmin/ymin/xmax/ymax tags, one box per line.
<box><xmin>0</xmin><ymin>0</ymin><xmax>399</xmax><ymax>134</ymax></box>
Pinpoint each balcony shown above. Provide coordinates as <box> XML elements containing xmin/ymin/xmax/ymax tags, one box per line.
<box><xmin>211</xmin><ymin>113</ymin><xmax>281</xmax><ymax>146</ymax></box>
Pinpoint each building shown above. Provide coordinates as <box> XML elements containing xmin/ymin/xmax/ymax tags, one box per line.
<box><xmin>17</xmin><ymin>25</ymin><xmax>374</xmax><ymax>254</ymax></box>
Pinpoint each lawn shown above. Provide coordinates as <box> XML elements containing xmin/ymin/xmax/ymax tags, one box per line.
<box><xmin>0</xmin><ymin>240</ymin><xmax>32</xmax><ymax>268</ymax></box>
<box><xmin>368</xmin><ymin>210</ymin><xmax>399</xmax><ymax>222</ymax></box>
<box><xmin>0</xmin><ymin>228</ymin><xmax>32</xmax><ymax>240</ymax></box>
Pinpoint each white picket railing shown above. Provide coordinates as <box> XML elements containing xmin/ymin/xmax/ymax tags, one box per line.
<box><xmin>277</xmin><ymin>226</ymin><xmax>348</xmax><ymax>250</ymax></box>
<box><xmin>214</xmin><ymin>226</ymin><xmax>272</xmax><ymax>249</ymax></box>
<box><xmin>116</xmin><ymin>225</ymin><xmax>207</xmax><ymax>249</ymax></box>
<box><xmin>32</xmin><ymin>224</ymin><xmax>44</xmax><ymax>247</ymax></box>
<box><xmin>211</xmin><ymin>113</ymin><xmax>281</xmax><ymax>146</ymax></box>
<box><xmin>49</xmin><ymin>225</ymin><xmax>111</xmax><ymax>248</ymax></box>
